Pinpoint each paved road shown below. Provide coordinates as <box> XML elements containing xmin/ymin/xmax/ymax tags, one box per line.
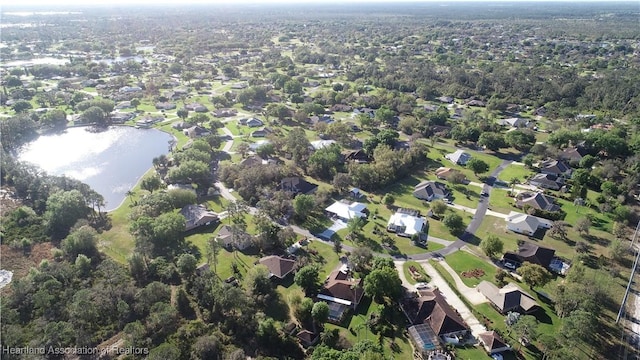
<box><xmin>461</xmin><ymin>159</ymin><xmax>511</xmax><ymax>241</ymax></box>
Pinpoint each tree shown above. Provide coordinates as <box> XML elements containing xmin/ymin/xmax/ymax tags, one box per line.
<box><xmin>82</xmin><ymin>106</ymin><xmax>108</xmax><ymax>125</ymax></box>
<box><xmin>511</xmin><ymin>315</ymin><xmax>539</xmax><ymax>349</ymax></box>
<box><xmin>131</xmin><ymin>98</ymin><xmax>141</xmax><ymax>111</ymax></box>
<box><xmin>61</xmin><ymin>225</ymin><xmax>98</xmax><ymax>260</ymax></box>
<box><xmin>312</xmin><ymin>301</ymin><xmax>330</xmax><ymax>329</ymax></box>
<box><xmin>375</xmin><ymin>106</ymin><xmax>396</xmax><ymax>127</ymax></box>
<box><xmin>443</xmin><ymin>213</ymin><xmax>465</xmax><ymax>235</ymax></box>
<box><xmin>382</xmin><ymin>194</ymin><xmax>395</xmax><ymax>208</ymax></box>
<box><xmin>349</xmin><ymin>247</ymin><xmax>373</xmax><ymax>272</ymax></box>
<box><xmin>466</xmin><ymin>158</ymin><xmax>489</xmax><ymax>175</ymax></box>
<box><xmin>575</xmin><ymin>217</ymin><xmax>591</xmax><ymax>236</ymax></box>
<box><xmin>12</xmin><ymin>100</ymin><xmax>32</xmax><ymax>113</ymax></box>
<box><xmin>347</xmin><ymin>216</ymin><xmax>366</xmax><ymax>240</ymax></box>
<box><xmin>293</xmin><ymin>194</ymin><xmax>315</xmax><ymax>220</ymax></box>
<box><xmin>509</xmin><ymin>177</ymin><xmax>521</xmax><ymax>194</ymax></box>
<box><xmin>517</xmin><ymin>263</ymin><xmax>551</xmax><ymax>288</ymax></box>
<box><xmin>480</xmin><ymin>235</ymin><xmax>504</xmax><ymax>259</ymax></box>
<box><xmin>176</xmin><ymin>253</ymin><xmax>197</xmax><ymax>279</ymax></box>
<box><xmin>191</xmin><ymin>335</ymin><xmax>221</xmax><ymax>360</ymax></box>
<box><xmin>609</xmin><ymin>239</ymin><xmax>627</xmax><ymax>263</ymax></box>
<box><xmin>332</xmin><ymin>173</ymin><xmax>351</xmax><ymax>194</ymax></box>
<box><xmin>294</xmin><ymin>265</ymin><xmax>320</xmax><ymax>296</ymax></box>
<box><xmin>141</xmin><ymin>175</ymin><xmax>163</xmax><ymax>193</ymax></box>
<box><xmin>505</xmin><ymin>130</ymin><xmax>536</xmax><ymax>151</ymax></box>
<box><xmin>478</xmin><ymin>132</ymin><xmax>506</xmax><ymax>151</ymax></box>
<box><xmin>244</xmin><ymin>264</ymin><xmax>273</xmax><ymax>300</ymax></box>
<box><xmin>44</xmin><ymin>190</ymin><xmax>90</xmax><ymax>239</ymax></box>
<box><xmin>40</xmin><ymin>109</ymin><xmax>67</xmax><ymax>128</ymax></box>
<box><xmin>613</xmin><ymin>221</ymin><xmax>627</xmax><ymax>240</ymax></box>
<box><xmin>364</xmin><ymin>267</ymin><xmax>402</xmax><ymax>303</ymax></box>
<box><xmin>177</xmin><ymin>108</ymin><xmax>189</xmax><ymax>120</ymax></box>
<box><xmin>549</xmin><ymin>221</ymin><xmax>569</xmax><ymax>242</ymax></box>
<box><xmin>430</xmin><ymin>200</ymin><xmax>448</xmax><ymax>217</ymax></box>
<box><xmin>205</xmin><ymin>237</ymin><xmax>221</xmax><ymax>273</ymax></box>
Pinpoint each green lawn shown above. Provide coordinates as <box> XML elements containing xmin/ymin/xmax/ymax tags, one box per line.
<box><xmin>445</xmin><ymin>250</ymin><xmax>498</xmax><ymax>287</ymax></box>
<box><xmin>497</xmin><ymin>164</ymin><xmax>534</xmax><ymax>183</ymax></box>
<box><xmin>488</xmin><ymin>188</ymin><xmax>517</xmax><ymax>214</ymax></box>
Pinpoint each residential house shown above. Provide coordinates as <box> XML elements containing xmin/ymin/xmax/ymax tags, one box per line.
<box><xmin>413</xmin><ymin>181</ymin><xmax>449</xmax><ymax>202</ymax></box>
<box><xmin>401</xmin><ymin>289</ymin><xmax>469</xmax><ymax>341</ymax></box>
<box><xmin>212</xmin><ymin>108</ymin><xmax>238</xmax><ymax>117</ymax></box>
<box><xmin>110</xmin><ymin>112</ymin><xmax>134</xmax><ymax>123</ymax></box>
<box><xmin>559</xmin><ymin>144</ymin><xmax>589</xmax><ymax>162</ymax></box>
<box><xmin>437</xmin><ymin>96</ymin><xmax>454</xmax><ymax>104</ymax></box>
<box><xmin>505</xmin><ymin>212</ymin><xmax>553</xmax><ymax>236</ymax></box>
<box><xmin>119</xmin><ymin>86</ymin><xmax>142</xmax><ymax>93</ymax></box>
<box><xmin>240</xmin><ymin>155</ymin><xmax>265</xmax><ymax>167</ymax></box>
<box><xmin>246</xmin><ymin>117</ymin><xmax>264</xmax><ymax>127</ymax></box>
<box><xmin>216</xmin><ymin>225</ymin><xmax>253</xmax><ymax>251</ymax></box>
<box><xmin>466</xmin><ymin>99</ymin><xmax>486</xmax><ymax>107</ymax></box>
<box><xmin>344</xmin><ymin>149</ymin><xmax>371</xmax><ymax>164</ymax></box>
<box><xmin>279</xmin><ymin>177</ymin><xmax>318</xmax><ymax>196</ymax></box>
<box><xmin>184</xmin><ymin>126</ymin><xmax>211</xmax><ymax>138</ymax></box>
<box><xmin>435</xmin><ymin>167</ymin><xmax>465</xmax><ymax>182</ymax></box>
<box><xmin>539</xmin><ymin>160</ymin><xmax>572</xmax><ymax>177</ymax></box>
<box><xmin>387</xmin><ymin>209</ymin><xmax>427</xmax><ymax>237</ymax></box>
<box><xmin>185</xmin><ymin>103</ymin><xmax>208</xmax><ymax>113</ymax></box>
<box><xmin>167</xmin><ymin>183</ymin><xmax>197</xmax><ymax>196</ymax></box>
<box><xmin>497</xmin><ymin>117</ymin><xmax>529</xmax><ymax>128</ymax></box>
<box><xmin>251</xmin><ymin>128</ymin><xmax>269</xmax><ymax>138</ymax></box>
<box><xmin>533</xmin><ymin>106</ymin><xmax>546</xmax><ymax>117</ymax></box>
<box><xmin>515</xmin><ymin>192</ymin><xmax>560</xmax><ymax>212</ymax></box>
<box><xmin>180</xmin><ymin>205</ymin><xmax>218</xmax><ymax>231</ymax></box>
<box><xmin>529</xmin><ymin>173</ymin><xmax>563</xmax><ymax>191</ymax></box>
<box><xmin>155</xmin><ymin>102</ymin><xmax>177</xmax><ymax>110</ymax></box>
<box><xmin>445</xmin><ymin>149</ymin><xmax>471</xmax><ymax>165</ymax></box>
<box><xmin>477</xmin><ymin>281</ymin><xmax>539</xmax><ymax>314</ymax></box>
<box><xmin>503</xmin><ymin>241</ymin><xmax>556</xmax><ymax>269</ymax></box>
<box><xmin>308</xmin><ymin>115</ymin><xmax>334</xmax><ymax>125</ymax></box>
<box><xmin>259</xmin><ymin>255</ymin><xmax>296</xmax><ymax>279</ymax></box>
<box><xmin>325</xmin><ymin>200</ymin><xmax>368</xmax><ymax>221</ymax></box>
<box><xmin>310</xmin><ymin>139</ymin><xmax>337</xmax><ymax>150</ymax></box>
<box><xmin>478</xmin><ymin>331</ymin><xmax>510</xmax><ymax>354</ymax></box>
<box><xmin>115</xmin><ymin>101</ymin><xmax>133</xmax><ymax>110</ymax></box>
<box><xmin>296</xmin><ymin>330</ymin><xmax>319</xmax><ymax>347</ymax></box>
<box><xmin>317</xmin><ymin>269</ymin><xmax>365</xmax><ymax>323</ymax></box>
<box><xmin>171</xmin><ymin>121</ymin><xmax>189</xmax><ymax>130</ymax></box>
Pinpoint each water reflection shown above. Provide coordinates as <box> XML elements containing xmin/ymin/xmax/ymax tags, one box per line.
<box><xmin>19</xmin><ymin>126</ymin><xmax>173</xmax><ymax>211</ymax></box>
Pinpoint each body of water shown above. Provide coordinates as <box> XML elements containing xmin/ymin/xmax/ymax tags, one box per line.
<box><xmin>18</xmin><ymin>126</ymin><xmax>173</xmax><ymax>211</ymax></box>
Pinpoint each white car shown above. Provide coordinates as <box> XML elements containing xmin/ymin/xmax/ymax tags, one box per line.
<box><xmin>415</xmin><ymin>282</ymin><xmax>429</xmax><ymax>290</ymax></box>
<box><xmin>504</xmin><ymin>261</ymin><xmax>517</xmax><ymax>270</ymax></box>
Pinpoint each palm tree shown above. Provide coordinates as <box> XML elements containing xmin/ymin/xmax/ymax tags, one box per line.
<box><xmin>509</xmin><ymin>177</ymin><xmax>521</xmax><ymax>195</ymax></box>
<box><xmin>206</xmin><ymin>237</ymin><xmax>221</xmax><ymax>274</ymax></box>
<box><xmin>125</xmin><ymin>190</ymin><xmax>136</xmax><ymax>202</ymax></box>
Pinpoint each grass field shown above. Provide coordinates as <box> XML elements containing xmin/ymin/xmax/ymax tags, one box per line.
<box><xmin>445</xmin><ymin>250</ymin><xmax>498</xmax><ymax>287</ymax></box>
<box><xmin>403</xmin><ymin>261</ymin><xmax>430</xmax><ymax>285</ymax></box>
<box><xmin>497</xmin><ymin>164</ymin><xmax>534</xmax><ymax>183</ymax></box>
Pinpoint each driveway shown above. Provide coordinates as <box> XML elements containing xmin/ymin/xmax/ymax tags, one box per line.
<box><xmin>317</xmin><ymin>219</ymin><xmax>347</xmax><ymax>240</ymax></box>
<box><xmin>437</xmin><ymin>258</ymin><xmax>488</xmax><ymax>305</ymax></box>
<box><xmin>418</xmin><ymin>260</ymin><xmax>487</xmax><ymax>339</ymax></box>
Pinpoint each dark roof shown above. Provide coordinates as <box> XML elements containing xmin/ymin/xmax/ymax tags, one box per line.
<box><xmin>517</xmin><ymin>192</ymin><xmax>559</xmax><ymax>212</ymax></box>
<box><xmin>344</xmin><ymin>149</ymin><xmax>371</xmax><ymax>163</ymax></box>
<box><xmin>259</xmin><ymin>255</ymin><xmax>296</xmax><ymax>279</ymax></box>
<box><xmin>319</xmin><ymin>270</ymin><xmax>365</xmax><ymax>305</ymax></box>
<box><xmin>504</xmin><ymin>241</ymin><xmax>555</xmax><ymax>268</ymax></box>
<box><xmin>296</xmin><ymin>330</ymin><xmax>318</xmax><ymax>346</ymax></box>
<box><xmin>478</xmin><ymin>331</ymin><xmax>509</xmax><ymax>352</ymax></box>
<box><xmin>529</xmin><ymin>173</ymin><xmax>562</xmax><ymax>189</ymax></box>
<box><xmin>413</xmin><ymin>181</ymin><xmax>449</xmax><ymax>199</ymax></box>
<box><xmin>401</xmin><ymin>289</ymin><xmax>468</xmax><ymax>336</ymax></box>
<box><xmin>477</xmin><ymin>281</ymin><xmax>539</xmax><ymax>314</ymax></box>
<box><xmin>280</xmin><ymin>177</ymin><xmax>318</xmax><ymax>195</ymax></box>
<box><xmin>541</xmin><ymin>160</ymin><xmax>571</xmax><ymax>175</ymax></box>
<box><xmin>560</xmin><ymin>145</ymin><xmax>589</xmax><ymax>161</ymax></box>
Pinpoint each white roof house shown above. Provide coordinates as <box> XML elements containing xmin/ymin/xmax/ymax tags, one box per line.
<box><xmin>387</xmin><ymin>212</ymin><xmax>427</xmax><ymax>236</ymax></box>
<box><xmin>310</xmin><ymin>139</ymin><xmax>337</xmax><ymax>150</ymax></box>
<box><xmin>445</xmin><ymin>149</ymin><xmax>471</xmax><ymax>165</ymax></box>
<box><xmin>325</xmin><ymin>201</ymin><xmax>367</xmax><ymax>221</ymax></box>
<box><xmin>505</xmin><ymin>211</ymin><xmax>553</xmax><ymax>236</ymax></box>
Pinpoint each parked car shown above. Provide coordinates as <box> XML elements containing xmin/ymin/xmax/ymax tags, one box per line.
<box><xmin>415</xmin><ymin>282</ymin><xmax>429</xmax><ymax>290</ymax></box>
<box><xmin>503</xmin><ymin>261</ymin><xmax>517</xmax><ymax>270</ymax></box>
<box><xmin>480</xmin><ymin>191</ymin><xmax>489</xmax><ymax>197</ymax></box>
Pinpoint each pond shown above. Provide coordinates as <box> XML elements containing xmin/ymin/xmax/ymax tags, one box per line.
<box><xmin>18</xmin><ymin>126</ymin><xmax>174</xmax><ymax>211</ymax></box>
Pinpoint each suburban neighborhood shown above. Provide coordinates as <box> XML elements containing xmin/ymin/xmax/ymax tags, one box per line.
<box><xmin>0</xmin><ymin>2</ymin><xmax>639</xmax><ymax>360</ymax></box>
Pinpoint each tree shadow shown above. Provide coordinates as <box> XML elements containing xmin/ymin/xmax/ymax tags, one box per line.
<box><xmin>265</xmin><ymin>290</ymin><xmax>291</xmax><ymax>322</ymax></box>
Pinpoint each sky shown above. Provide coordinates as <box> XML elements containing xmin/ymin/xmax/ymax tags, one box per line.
<box><xmin>3</xmin><ymin>0</ymin><xmax>630</xmax><ymax>7</ymax></box>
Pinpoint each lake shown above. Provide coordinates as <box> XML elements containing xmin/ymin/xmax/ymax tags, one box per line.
<box><xmin>18</xmin><ymin>126</ymin><xmax>174</xmax><ymax>211</ymax></box>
